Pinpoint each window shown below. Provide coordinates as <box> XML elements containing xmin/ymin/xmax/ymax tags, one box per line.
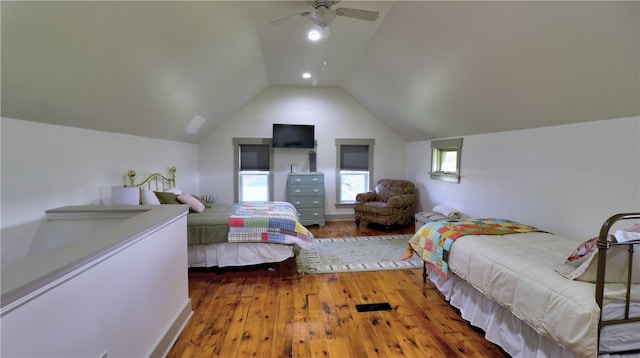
<box><xmin>335</xmin><ymin>139</ymin><xmax>374</xmax><ymax>204</ymax></box>
<box><xmin>430</xmin><ymin>138</ymin><xmax>463</xmax><ymax>183</ymax></box>
<box><xmin>233</xmin><ymin>138</ymin><xmax>273</xmax><ymax>202</ymax></box>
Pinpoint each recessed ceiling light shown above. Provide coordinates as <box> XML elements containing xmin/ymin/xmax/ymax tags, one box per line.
<box><xmin>307</xmin><ymin>30</ymin><xmax>321</xmax><ymax>41</ymax></box>
<box><xmin>302</xmin><ymin>72</ymin><xmax>312</xmax><ymax>79</ymax></box>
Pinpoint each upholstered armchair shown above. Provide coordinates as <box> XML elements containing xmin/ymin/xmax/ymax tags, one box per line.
<box><xmin>354</xmin><ymin>179</ymin><xmax>416</xmax><ymax>230</ymax></box>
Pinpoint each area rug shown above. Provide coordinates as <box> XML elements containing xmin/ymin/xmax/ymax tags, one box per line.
<box><xmin>296</xmin><ymin>234</ymin><xmax>423</xmax><ymax>274</ymax></box>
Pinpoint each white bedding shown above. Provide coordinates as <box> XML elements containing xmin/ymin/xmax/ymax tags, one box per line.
<box><xmin>188</xmin><ymin>242</ymin><xmax>294</xmax><ymax>268</ymax></box>
<box><xmin>427</xmin><ymin>265</ymin><xmax>640</xmax><ymax>358</ymax></box>
<box><xmin>434</xmin><ymin>232</ymin><xmax>639</xmax><ymax>358</ymax></box>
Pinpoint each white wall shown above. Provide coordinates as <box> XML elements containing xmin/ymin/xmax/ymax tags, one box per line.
<box><xmin>1</xmin><ymin>117</ymin><xmax>199</xmax><ymax>265</ymax></box>
<box><xmin>407</xmin><ymin>116</ymin><xmax>640</xmax><ymax>239</ymax></box>
<box><xmin>198</xmin><ymin>85</ymin><xmax>407</xmax><ymax>218</ymax></box>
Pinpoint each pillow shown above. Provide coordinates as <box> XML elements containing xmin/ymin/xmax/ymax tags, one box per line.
<box><xmin>615</xmin><ymin>230</ymin><xmax>640</xmax><ymax>243</ymax></box>
<box><xmin>557</xmin><ymin>236</ymin><xmax>639</xmax><ymax>283</ymax></box>
<box><xmin>165</xmin><ymin>187</ymin><xmax>183</xmax><ymax>195</ymax></box>
<box><xmin>625</xmin><ymin>223</ymin><xmax>640</xmax><ymax>233</ymax></box>
<box><xmin>177</xmin><ymin>193</ymin><xmax>205</xmax><ymax>213</ymax></box>
<box><xmin>192</xmin><ymin>194</ymin><xmax>212</xmax><ymax>208</ymax></box>
<box><xmin>565</xmin><ymin>237</ymin><xmax>599</xmax><ymax>266</ymax></box>
<box><xmin>154</xmin><ymin>191</ymin><xmax>181</xmax><ymax>205</ymax></box>
<box><xmin>141</xmin><ymin>188</ymin><xmax>161</xmax><ymax>205</ymax></box>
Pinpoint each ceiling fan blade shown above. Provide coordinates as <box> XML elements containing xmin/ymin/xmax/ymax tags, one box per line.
<box><xmin>335</xmin><ymin>7</ymin><xmax>379</xmax><ymax>22</ymax></box>
<box><xmin>270</xmin><ymin>11</ymin><xmax>311</xmax><ymax>25</ymax></box>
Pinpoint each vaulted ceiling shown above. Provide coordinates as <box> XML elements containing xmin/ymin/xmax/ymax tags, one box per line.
<box><xmin>2</xmin><ymin>1</ymin><xmax>638</xmax><ymax>144</ymax></box>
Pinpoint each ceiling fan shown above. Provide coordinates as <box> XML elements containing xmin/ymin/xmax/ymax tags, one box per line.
<box><xmin>270</xmin><ymin>1</ymin><xmax>380</xmax><ymax>28</ymax></box>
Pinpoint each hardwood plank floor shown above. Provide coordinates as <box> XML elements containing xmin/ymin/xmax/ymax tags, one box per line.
<box><xmin>167</xmin><ymin>221</ymin><xmax>508</xmax><ymax>358</ymax></box>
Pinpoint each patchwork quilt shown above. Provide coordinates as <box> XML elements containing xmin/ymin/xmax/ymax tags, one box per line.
<box><xmin>408</xmin><ymin>218</ymin><xmax>544</xmax><ymax>278</ymax></box>
<box><xmin>228</xmin><ymin>202</ymin><xmax>314</xmax><ymax>249</ymax></box>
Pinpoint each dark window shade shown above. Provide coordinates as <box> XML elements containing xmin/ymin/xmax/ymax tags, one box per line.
<box><xmin>340</xmin><ymin>145</ymin><xmax>369</xmax><ymax>170</ymax></box>
<box><xmin>240</xmin><ymin>144</ymin><xmax>270</xmax><ymax>171</ymax></box>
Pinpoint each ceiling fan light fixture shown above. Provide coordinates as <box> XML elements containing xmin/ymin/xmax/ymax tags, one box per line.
<box><xmin>309</xmin><ymin>7</ymin><xmax>336</xmax><ymax>28</ymax></box>
<box><xmin>307</xmin><ymin>29</ymin><xmax>322</xmax><ymax>41</ymax></box>
<box><xmin>302</xmin><ymin>72</ymin><xmax>312</xmax><ymax>79</ymax></box>
<box><xmin>308</xmin><ymin>26</ymin><xmax>331</xmax><ymax>41</ymax></box>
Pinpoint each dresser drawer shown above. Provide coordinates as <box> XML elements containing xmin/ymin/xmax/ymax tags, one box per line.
<box><xmin>288</xmin><ymin>174</ymin><xmax>324</xmax><ymax>185</ymax></box>
<box><xmin>289</xmin><ymin>197</ymin><xmax>324</xmax><ymax>209</ymax></box>
<box><xmin>297</xmin><ymin>208</ymin><xmax>325</xmax><ymax>221</ymax></box>
<box><xmin>289</xmin><ymin>184</ymin><xmax>323</xmax><ymax>197</ymax></box>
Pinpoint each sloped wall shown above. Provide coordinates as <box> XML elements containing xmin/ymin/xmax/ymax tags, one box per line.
<box><xmin>407</xmin><ymin>116</ymin><xmax>640</xmax><ymax>239</ymax></box>
<box><xmin>1</xmin><ymin>118</ymin><xmax>199</xmax><ymax>265</ymax></box>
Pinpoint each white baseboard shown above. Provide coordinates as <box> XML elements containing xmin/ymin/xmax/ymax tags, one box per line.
<box><xmin>148</xmin><ymin>299</ymin><xmax>193</xmax><ymax>358</ymax></box>
<box><xmin>325</xmin><ymin>213</ymin><xmax>354</xmax><ymax>222</ymax></box>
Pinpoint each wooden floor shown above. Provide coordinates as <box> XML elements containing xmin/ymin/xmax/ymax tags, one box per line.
<box><xmin>167</xmin><ymin>221</ymin><xmax>508</xmax><ymax>358</ymax></box>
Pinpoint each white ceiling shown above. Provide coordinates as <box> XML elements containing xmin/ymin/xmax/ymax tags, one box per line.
<box><xmin>2</xmin><ymin>1</ymin><xmax>638</xmax><ymax>144</ymax></box>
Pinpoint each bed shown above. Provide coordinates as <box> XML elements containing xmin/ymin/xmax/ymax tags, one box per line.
<box><xmin>126</xmin><ymin>167</ymin><xmax>314</xmax><ymax>268</ymax></box>
<box><xmin>407</xmin><ymin>214</ymin><xmax>640</xmax><ymax>358</ymax></box>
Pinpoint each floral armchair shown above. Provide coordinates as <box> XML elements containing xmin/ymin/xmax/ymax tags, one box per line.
<box><xmin>354</xmin><ymin>179</ymin><xmax>416</xmax><ymax>230</ymax></box>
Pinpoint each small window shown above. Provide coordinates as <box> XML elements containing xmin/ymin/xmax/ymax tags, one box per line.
<box><xmin>430</xmin><ymin>138</ymin><xmax>462</xmax><ymax>183</ymax></box>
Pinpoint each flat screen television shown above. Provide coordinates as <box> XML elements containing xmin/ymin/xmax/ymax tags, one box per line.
<box><xmin>272</xmin><ymin>124</ymin><xmax>315</xmax><ymax>148</ymax></box>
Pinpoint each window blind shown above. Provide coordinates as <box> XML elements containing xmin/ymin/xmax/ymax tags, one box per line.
<box><xmin>240</xmin><ymin>144</ymin><xmax>270</xmax><ymax>171</ymax></box>
<box><xmin>340</xmin><ymin>145</ymin><xmax>369</xmax><ymax>170</ymax></box>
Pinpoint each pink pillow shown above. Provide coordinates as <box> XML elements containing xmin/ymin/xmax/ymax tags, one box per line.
<box><xmin>565</xmin><ymin>237</ymin><xmax>598</xmax><ymax>265</ymax></box>
<box><xmin>177</xmin><ymin>193</ymin><xmax>205</xmax><ymax>213</ymax></box>
<box><xmin>625</xmin><ymin>223</ymin><xmax>640</xmax><ymax>232</ymax></box>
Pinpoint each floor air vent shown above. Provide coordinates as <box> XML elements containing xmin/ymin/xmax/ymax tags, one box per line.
<box><xmin>355</xmin><ymin>303</ymin><xmax>392</xmax><ymax>312</ymax></box>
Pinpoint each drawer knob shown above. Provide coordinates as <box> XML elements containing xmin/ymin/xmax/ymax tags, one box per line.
<box><xmin>313</xmin><ymin>212</ymin><xmax>319</xmax><ymax>217</ymax></box>
<box><xmin>295</xmin><ymin>178</ymin><xmax>302</xmax><ymax>182</ymax></box>
<box><xmin>313</xmin><ymin>189</ymin><xmax>319</xmax><ymax>193</ymax></box>
<box><xmin>294</xmin><ymin>201</ymin><xmax>301</xmax><ymax>205</ymax></box>
<box><xmin>295</xmin><ymin>189</ymin><xmax>301</xmax><ymax>193</ymax></box>
<box><xmin>311</xmin><ymin>178</ymin><xmax>319</xmax><ymax>182</ymax></box>
<box><xmin>312</xmin><ymin>201</ymin><xmax>319</xmax><ymax>205</ymax></box>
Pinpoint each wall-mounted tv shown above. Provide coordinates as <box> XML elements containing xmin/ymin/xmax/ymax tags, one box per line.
<box><xmin>272</xmin><ymin>124</ymin><xmax>315</xmax><ymax>149</ymax></box>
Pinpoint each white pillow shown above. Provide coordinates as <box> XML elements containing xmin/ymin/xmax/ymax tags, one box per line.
<box><xmin>614</xmin><ymin>230</ymin><xmax>640</xmax><ymax>243</ymax></box>
<box><xmin>141</xmin><ymin>188</ymin><xmax>161</xmax><ymax>205</ymax></box>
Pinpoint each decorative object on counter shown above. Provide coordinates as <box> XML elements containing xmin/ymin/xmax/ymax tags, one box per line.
<box><xmin>309</xmin><ymin>150</ymin><xmax>317</xmax><ymax>172</ymax></box>
<box><xmin>111</xmin><ymin>186</ymin><xmax>140</xmax><ymax>205</ymax></box>
<box><xmin>201</xmin><ymin>194</ymin><xmax>217</xmax><ymax>204</ymax></box>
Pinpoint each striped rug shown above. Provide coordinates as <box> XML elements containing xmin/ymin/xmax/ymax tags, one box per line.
<box><xmin>296</xmin><ymin>234</ymin><xmax>423</xmax><ymax>274</ymax></box>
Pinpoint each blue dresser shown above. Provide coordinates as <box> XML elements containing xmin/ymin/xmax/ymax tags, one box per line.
<box><xmin>287</xmin><ymin>172</ymin><xmax>325</xmax><ymax>226</ymax></box>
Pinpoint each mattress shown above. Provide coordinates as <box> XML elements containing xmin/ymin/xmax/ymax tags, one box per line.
<box><xmin>426</xmin><ymin>265</ymin><xmax>640</xmax><ymax>358</ymax></box>
<box><xmin>410</xmin><ymin>231</ymin><xmax>640</xmax><ymax>358</ymax></box>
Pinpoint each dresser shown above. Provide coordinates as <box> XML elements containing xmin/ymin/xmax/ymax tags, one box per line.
<box><xmin>287</xmin><ymin>172</ymin><xmax>325</xmax><ymax>226</ymax></box>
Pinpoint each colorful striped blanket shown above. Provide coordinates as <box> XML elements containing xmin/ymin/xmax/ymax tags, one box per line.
<box><xmin>228</xmin><ymin>202</ymin><xmax>314</xmax><ymax>249</ymax></box>
<box><xmin>407</xmin><ymin>218</ymin><xmax>544</xmax><ymax>278</ymax></box>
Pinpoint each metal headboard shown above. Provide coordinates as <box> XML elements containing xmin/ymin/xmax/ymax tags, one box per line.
<box><xmin>127</xmin><ymin>167</ymin><xmax>176</xmax><ymax>191</ymax></box>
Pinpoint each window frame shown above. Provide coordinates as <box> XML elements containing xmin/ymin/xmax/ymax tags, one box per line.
<box><xmin>335</xmin><ymin>138</ymin><xmax>375</xmax><ymax>205</ymax></box>
<box><xmin>429</xmin><ymin>137</ymin><xmax>463</xmax><ymax>183</ymax></box>
<box><xmin>233</xmin><ymin>138</ymin><xmax>274</xmax><ymax>202</ymax></box>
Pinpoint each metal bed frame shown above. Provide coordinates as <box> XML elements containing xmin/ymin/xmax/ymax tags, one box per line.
<box><xmin>595</xmin><ymin>212</ymin><xmax>640</xmax><ymax>351</ymax></box>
